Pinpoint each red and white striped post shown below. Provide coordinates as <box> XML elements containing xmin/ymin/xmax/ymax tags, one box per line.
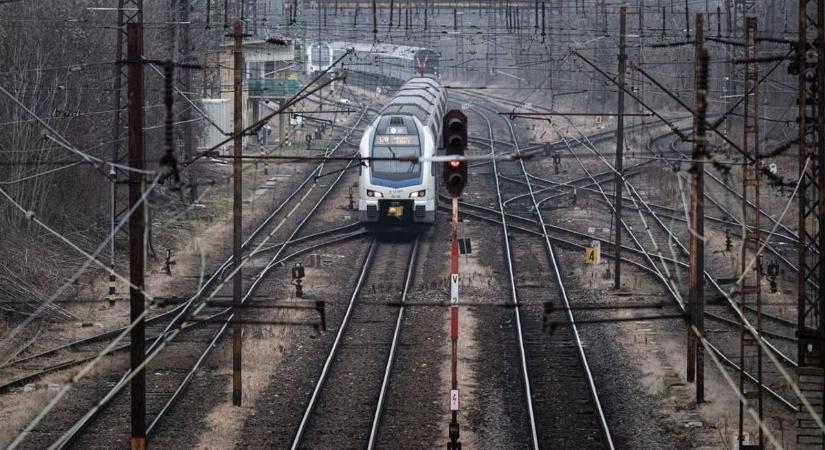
<box><xmin>443</xmin><ymin>109</ymin><xmax>467</xmax><ymax>450</ymax></box>
<box><xmin>449</xmin><ymin>197</ymin><xmax>461</xmax><ymax>449</ymax></box>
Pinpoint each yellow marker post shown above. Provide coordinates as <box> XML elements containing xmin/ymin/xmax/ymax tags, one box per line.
<box><xmin>585</xmin><ymin>240</ymin><xmax>601</xmax><ymax>265</ymax></box>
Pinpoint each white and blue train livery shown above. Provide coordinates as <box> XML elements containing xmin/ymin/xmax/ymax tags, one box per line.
<box><xmin>358</xmin><ymin>75</ymin><xmax>447</xmax><ymax>228</ymax></box>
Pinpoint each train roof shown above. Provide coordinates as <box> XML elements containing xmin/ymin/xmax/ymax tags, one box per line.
<box><xmin>328</xmin><ymin>42</ymin><xmax>438</xmax><ymax>61</ymax></box>
<box><xmin>380</xmin><ymin>77</ymin><xmax>446</xmax><ymax>125</ymax></box>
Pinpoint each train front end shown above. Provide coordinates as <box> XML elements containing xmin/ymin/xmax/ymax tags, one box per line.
<box><xmin>358</xmin><ymin>115</ymin><xmax>436</xmax><ymax>228</ymax></box>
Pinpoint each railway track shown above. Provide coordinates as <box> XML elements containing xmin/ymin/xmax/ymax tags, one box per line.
<box><xmin>473</xmin><ymin>90</ymin><xmax>801</xmax><ymax>355</ymax></box>
<box><xmin>498</xmin><ymin>110</ymin><xmax>800</xmax><ymax>359</ymax></box>
<box><xmin>0</xmin><ymin>91</ymin><xmax>374</xmax><ymax>386</ymax></box>
<box><xmin>0</xmin><ymin>222</ymin><xmax>365</xmax><ymax>396</ymax></box>
<box><xmin>290</xmin><ymin>237</ymin><xmax>420</xmax><ymax>450</ymax></box>
<box><xmin>444</xmin><ymin>194</ymin><xmax>797</xmax><ymax>410</ymax></box>
<box><xmin>553</xmin><ymin>111</ymin><xmax>801</xmax><ymax>406</ymax></box>
<box><xmin>7</xmin><ymin>102</ymin><xmax>373</xmax><ymax>449</ymax></box>
<box><xmin>461</xmin><ymin>94</ymin><xmax>799</xmax><ymax>428</ymax></box>
<box><xmin>473</xmin><ymin>103</ymin><xmax>614</xmax><ymax>449</ymax></box>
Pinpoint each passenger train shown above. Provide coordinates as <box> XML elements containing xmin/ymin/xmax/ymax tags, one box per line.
<box><xmin>358</xmin><ymin>75</ymin><xmax>447</xmax><ymax>228</ymax></box>
<box><xmin>306</xmin><ymin>42</ymin><xmax>334</xmax><ymax>75</ymax></box>
<box><xmin>306</xmin><ymin>42</ymin><xmax>441</xmax><ymax>83</ymax></box>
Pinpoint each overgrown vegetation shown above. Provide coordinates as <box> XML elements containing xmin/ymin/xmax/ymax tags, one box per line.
<box><xmin>0</xmin><ymin>1</ymin><xmax>218</xmax><ymax>317</ymax></box>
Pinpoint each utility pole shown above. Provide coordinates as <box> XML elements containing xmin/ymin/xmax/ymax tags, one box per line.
<box><xmin>661</xmin><ymin>7</ymin><xmax>666</xmax><ymax>39</ymax></box>
<box><xmin>109</xmin><ymin>1</ymin><xmax>125</xmax><ymax>307</ymax></box>
<box><xmin>373</xmin><ymin>0</ymin><xmax>378</xmax><ymax>35</ymax></box>
<box><xmin>232</xmin><ymin>19</ymin><xmax>244</xmax><ymax>408</ymax></box>
<box><xmin>179</xmin><ymin>0</ymin><xmax>196</xmax><ymax>201</ymax></box>
<box><xmin>453</xmin><ymin>7</ymin><xmax>457</xmax><ymax>31</ymax></box>
<box><xmin>613</xmin><ymin>7</ymin><xmax>626</xmax><ymax>290</ymax></box>
<box><xmin>109</xmin><ymin>0</ymin><xmax>142</xmax><ymax>305</ymax></box>
<box><xmin>168</xmin><ymin>0</ymin><xmax>178</xmax><ymax>60</ymax></box>
<box><xmin>687</xmin><ymin>13</ymin><xmax>706</xmax><ymax>404</ymax></box>
<box><xmin>796</xmin><ymin>0</ymin><xmax>825</xmax><ymax>441</ymax></box>
<box><xmin>127</xmin><ymin>21</ymin><xmax>146</xmax><ymax>450</ymax></box>
<box><xmin>541</xmin><ymin>2</ymin><xmax>546</xmax><ymax>43</ymax></box>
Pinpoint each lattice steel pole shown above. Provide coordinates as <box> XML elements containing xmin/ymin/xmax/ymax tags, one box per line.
<box><xmin>738</xmin><ymin>16</ymin><xmax>763</xmax><ymax>450</ymax></box>
<box><xmin>796</xmin><ymin>0</ymin><xmax>825</xmax><ymax>444</ymax></box>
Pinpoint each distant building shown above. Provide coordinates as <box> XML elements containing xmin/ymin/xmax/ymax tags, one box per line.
<box><xmin>218</xmin><ymin>35</ymin><xmax>303</xmax><ymax>148</ymax></box>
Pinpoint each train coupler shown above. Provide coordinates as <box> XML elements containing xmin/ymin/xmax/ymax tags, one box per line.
<box><xmin>387</xmin><ymin>204</ymin><xmax>404</xmax><ymax>219</ymax></box>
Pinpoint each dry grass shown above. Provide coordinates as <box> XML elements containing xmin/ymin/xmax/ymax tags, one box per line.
<box><xmin>0</xmin><ymin>388</ymin><xmax>52</xmax><ymax>448</ymax></box>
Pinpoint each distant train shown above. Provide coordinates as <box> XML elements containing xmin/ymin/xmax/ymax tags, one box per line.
<box><xmin>358</xmin><ymin>75</ymin><xmax>447</xmax><ymax>228</ymax></box>
<box><xmin>306</xmin><ymin>41</ymin><xmax>441</xmax><ymax>84</ymax></box>
<box><xmin>306</xmin><ymin>42</ymin><xmax>334</xmax><ymax>75</ymax></box>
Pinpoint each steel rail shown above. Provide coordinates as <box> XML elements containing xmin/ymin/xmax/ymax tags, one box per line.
<box><xmin>448</xmin><ymin>198</ymin><xmax>797</xmax><ymax>333</ymax></box>
<box><xmin>142</xmin><ymin>129</ymin><xmax>370</xmax><ymax>437</ymax></box>
<box><xmin>661</xmin><ymin>136</ymin><xmax>810</xmax><ymax>277</ymax></box>
<box><xmin>484</xmin><ymin>96</ymin><xmax>799</xmax><ymax>330</ymax></box>
<box><xmin>489</xmin><ymin>105</ymin><xmax>616</xmax><ymax>450</ymax></box>
<box><xmin>145</xmin><ymin>230</ymin><xmax>370</xmax><ymax>437</ymax></box>
<box><xmin>1</xmin><ymin>222</ymin><xmax>362</xmax><ymax>379</ymax></box>
<box><xmin>465</xmin><ymin>87</ymin><xmax>795</xmax><ymax>242</ymax></box>
<box><xmin>444</xmin><ymin>203</ymin><xmax>798</xmax><ymax>412</ymax></box>
<box><xmin>558</xmin><ymin>119</ymin><xmax>798</xmax><ymax>369</ymax></box>
<box><xmin>472</xmin><ymin>107</ymin><xmax>540</xmax><ymax>450</ymax></box>
<box><xmin>366</xmin><ymin>237</ymin><xmax>420</xmax><ymax>449</ymax></box>
<box><xmin>137</xmin><ymin>107</ymin><xmax>369</xmax><ymax>367</ymax></box>
<box><xmin>524</xmin><ymin>171</ymin><xmax>795</xmax><ymax>241</ymax></box>
<box><xmin>47</xmin><ymin>108</ymin><xmax>371</xmax><ymax>449</ymax></box>
<box><xmin>480</xmin><ymin>92</ymin><xmax>800</xmax><ymax>348</ymax></box>
<box><xmin>667</xmin><ymin>136</ymin><xmax>803</xmax><ymax>246</ymax></box>
<box><xmin>470</xmin><ymin>101</ymin><xmax>685</xmax><ymax>306</ymax></box>
<box><xmin>289</xmin><ymin>239</ymin><xmax>379</xmax><ymax>450</ymax></box>
<box><xmin>466</xmin><ymin>94</ymin><xmax>799</xmax><ymax>413</ymax></box>
<box><xmin>0</xmin><ymin>143</ymin><xmax>358</xmax><ymax>373</ymax></box>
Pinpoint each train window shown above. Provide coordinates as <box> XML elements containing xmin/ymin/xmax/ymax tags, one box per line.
<box><xmin>371</xmin><ymin>146</ymin><xmax>421</xmax><ymax>180</ymax></box>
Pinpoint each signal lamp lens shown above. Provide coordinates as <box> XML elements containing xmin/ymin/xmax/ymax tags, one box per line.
<box><xmin>450</xmin><ymin>160</ymin><xmax>461</xmax><ymax>169</ymax></box>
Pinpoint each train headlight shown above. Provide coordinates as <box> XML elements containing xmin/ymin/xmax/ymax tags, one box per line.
<box><xmin>409</xmin><ymin>190</ymin><xmax>426</xmax><ymax>198</ymax></box>
<box><xmin>367</xmin><ymin>189</ymin><xmax>383</xmax><ymax>198</ymax></box>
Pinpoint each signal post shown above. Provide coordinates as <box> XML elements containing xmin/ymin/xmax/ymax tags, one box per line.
<box><xmin>443</xmin><ymin>110</ymin><xmax>468</xmax><ymax>450</ymax></box>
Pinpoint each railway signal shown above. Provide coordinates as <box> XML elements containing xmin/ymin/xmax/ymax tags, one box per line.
<box><xmin>441</xmin><ymin>109</ymin><xmax>467</xmax><ymax>450</ymax></box>
<box><xmin>442</xmin><ymin>110</ymin><xmax>468</xmax><ymax>198</ymax></box>
<box><xmin>292</xmin><ymin>263</ymin><xmax>305</xmax><ymax>298</ymax></box>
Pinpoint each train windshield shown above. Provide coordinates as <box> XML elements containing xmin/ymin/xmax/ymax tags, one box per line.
<box><xmin>371</xmin><ymin>135</ymin><xmax>421</xmax><ymax>181</ymax></box>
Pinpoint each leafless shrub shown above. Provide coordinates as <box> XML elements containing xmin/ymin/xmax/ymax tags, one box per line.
<box><xmin>0</xmin><ymin>1</ymin><xmax>221</xmax><ymax>322</ymax></box>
